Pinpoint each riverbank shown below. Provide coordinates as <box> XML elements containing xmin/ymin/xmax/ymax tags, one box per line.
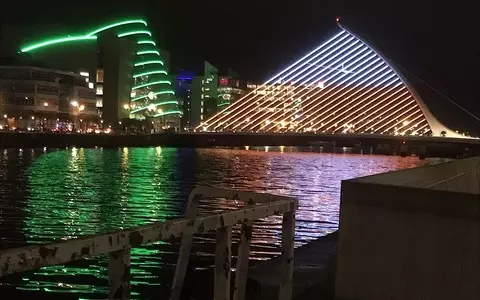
<box><xmin>1</xmin><ymin>131</ymin><xmax>478</xmax><ymax>158</ymax></box>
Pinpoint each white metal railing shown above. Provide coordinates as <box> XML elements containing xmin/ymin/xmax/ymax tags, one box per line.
<box><xmin>0</xmin><ymin>186</ymin><xmax>298</xmax><ymax>300</ymax></box>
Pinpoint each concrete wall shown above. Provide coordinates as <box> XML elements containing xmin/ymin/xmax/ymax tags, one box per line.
<box><xmin>336</xmin><ymin>157</ymin><xmax>480</xmax><ymax>300</ymax></box>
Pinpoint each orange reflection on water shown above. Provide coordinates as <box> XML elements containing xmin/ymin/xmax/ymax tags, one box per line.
<box><xmin>194</xmin><ymin>147</ymin><xmax>438</xmax><ymax>250</ymax></box>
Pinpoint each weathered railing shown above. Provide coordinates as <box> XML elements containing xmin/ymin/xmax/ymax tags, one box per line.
<box><xmin>0</xmin><ymin>186</ymin><xmax>298</xmax><ymax>300</ymax></box>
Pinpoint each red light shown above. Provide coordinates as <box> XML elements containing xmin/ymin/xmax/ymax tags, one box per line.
<box><xmin>220</xmin><ymin>77</ymin><xmax>228</xmax><ymax>86</ymax></box>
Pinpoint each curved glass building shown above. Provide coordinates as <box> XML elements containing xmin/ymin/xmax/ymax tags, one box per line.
<box><xmin>19</xmin><ymin>19</ymin><xmax>181</xmax><ymax>129</ymax></box>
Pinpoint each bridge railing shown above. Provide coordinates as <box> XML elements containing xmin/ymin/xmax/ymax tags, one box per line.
<box><xmin>0</xmin><ymin>186</ymin><xmax>297</xmax><ymax>300</ymax></box>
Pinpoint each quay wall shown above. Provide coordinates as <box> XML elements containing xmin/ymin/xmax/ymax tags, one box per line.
<box><xmin>0</xmin><ymin>132</ymin><xmax>478</xmax><ymax>159</ymax></box>
<box><xmin>336</xmin><ymin>157</ymin><xmax>480</xmax><ymax>300</ymax></box>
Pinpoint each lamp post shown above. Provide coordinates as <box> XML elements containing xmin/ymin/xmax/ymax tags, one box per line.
<box><xmin>70</xmin><ymin>100</ymin><xmax>85</xmax><ymax>132</ymax></box>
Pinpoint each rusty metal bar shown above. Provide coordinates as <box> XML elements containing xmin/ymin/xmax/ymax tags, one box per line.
<box><xmin>0</xmin><ymin>198</ymin><xmax>294</xmax><ymax>277</ymax></box>
<box><xmin>108</xmin><ymin>247</ymin><xmax>131</xmax><ymax>300</ymax></box>
<box><xmin>214</xmin><ymin>225</ymin><xmax>232</xmax><ymax>300</ymax></box>
<box><xmin>233</xmin><ymin>199</ymin><xmax>254</xmax><ymax>300</ymax></box>
<box><xmin>279</xmin><ymin>210</ymin><xmax>295</xmax><ymax>300</ymax></box>
<box><xmin>190</xmin><ymin>186</ymin><xmax>293</xmax><ymax>203</ymax></box>
<box><xmin>0</xmin><ymin>186</ymin><xmax>297</xmax><ymax>300</ymax></box>
<box><xmin>170</xmin><ymin>193</ymin><xmax>201</xmax><ymax>300</ymax></box>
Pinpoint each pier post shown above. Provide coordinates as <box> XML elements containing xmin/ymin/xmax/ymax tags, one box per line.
<box><xmin>108</xmin><ymin>247</ymin><xmax>131</xmax><ymax>300</ymax></box>
<box><xmin>279</xmin><ymin>210</ymin><xmax>295</xmax><ymax>300</ymax></box>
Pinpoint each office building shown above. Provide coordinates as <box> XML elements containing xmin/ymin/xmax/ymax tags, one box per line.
<box><xmin>0</xmin><ymin>66</ymin><xmax>97</xmax><ymax>131</ymax></box>
<box><xmin>1</xmin><ymin>18</ymin><xmax>181</xmax><ymax>131</ymax></box>
<box><xmin>189</xmin><ymin>62</ymin><xmax>247</xmax><ymax>128</ymax></box>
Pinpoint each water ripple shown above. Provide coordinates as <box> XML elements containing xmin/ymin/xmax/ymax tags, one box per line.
<box><xmin>0</xmin><ymin>147</ymin><xmax>440</xmax><ymax>298</ymax></box>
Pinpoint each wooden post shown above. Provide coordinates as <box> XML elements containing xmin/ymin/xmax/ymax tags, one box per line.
<box><xmin>170</xmin><ymin>193</ymin><xmax>201</xmax><ymax>300</ymax></box>
<box><xmin>108</xmin><ymin>247</ymin><xmax>131</xmax><ymax>300</ymax></box>
<box><xmin>279</xmin><ymin>210</ymin><xmax>295</xmax><ymax>300</ymax></box>
<box><xmin>233</xmin><ymin>201</ymin><xmax>254</xmax><ymax>300</ymax></box>
<box><xmin>215</xmin><ymin>225</ymin><xmax>232</xmax><ymax>300</ymax></box>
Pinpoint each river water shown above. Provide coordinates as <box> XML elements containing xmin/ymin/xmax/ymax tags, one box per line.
<box><xmin>0</xmin><ymin>147</ymin><xmax>441</xmax><ymax>299</ymax></box>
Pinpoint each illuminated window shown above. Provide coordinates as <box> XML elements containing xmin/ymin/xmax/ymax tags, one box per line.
<box><xmin>96</xmin><ymin>69</ymin><xmax>104</xmax><ymax>83</ymax></box>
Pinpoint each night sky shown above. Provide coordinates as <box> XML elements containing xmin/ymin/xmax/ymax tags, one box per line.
<box><xmin>2</xmin><ymin>0</ymin><xmax>479</xmax><ymax>133</ymax></box>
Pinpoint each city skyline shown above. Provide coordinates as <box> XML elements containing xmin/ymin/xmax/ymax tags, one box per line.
<box><xmin>1</xmin><ymin>0</ymin><xmax>479</xmax><ymax>133</ymax></box>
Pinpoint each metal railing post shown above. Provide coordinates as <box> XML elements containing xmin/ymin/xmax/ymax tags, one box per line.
<box><xmin>170</xmin><ymin>192</ymin><xmax>202</xmax><ymax>300</ymax></box>
<box><xmin>233</xmin><ymin>200</ymin><xmax>254</xmax><ymax>300</ymax></box>
<box><xmin>215</xmin><ymin>225</ymin><xmax>233</xmax><ymax>300</ymax></box>
<box><xmin>108</xmin><ymin>247</ymin><xmax>131</xmax><ymax>300</ymax></box>
<box><xmin>279</xmin><ymin>210</ymin><xmax>295</xmax><ymax>300</ymax></box>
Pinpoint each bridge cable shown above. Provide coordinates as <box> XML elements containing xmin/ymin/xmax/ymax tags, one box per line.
<box><xmin>386</xmin><ymin>58</ymin><xmax>480</xmax><ymax>124</ymax></box>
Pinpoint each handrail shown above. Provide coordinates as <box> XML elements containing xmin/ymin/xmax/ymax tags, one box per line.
<box><xmin>0</xmin><ymin>186</ymin><xmax>298</xmax><ymax>300</ymax></box>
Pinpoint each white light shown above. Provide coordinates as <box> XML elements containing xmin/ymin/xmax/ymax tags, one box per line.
<box><xmin>70</xmin><ymin>101</ymin><xmax>78</xmax><ymax>107</ymax></box>
<box><xmin>88</xmin><ymin>82</ymin><xmax>94</xmax><ymax>89</ymax></box>
<box><xmin>148</xmin><ymin>104</ymin><xmax>156</xmax><ymax>111</ymax></box>
<box><xmin>148</xmin><ymin>91</ymin><xmax>155</xmax><ymax>100</ymax></box>
<box><xmin>43</xmin><ymin>102</ymin><xmax>48</xmax><ymax>107</ymax></box>
<box><xmin>204</xmin><ymin>31</ymin><xmax>351</xmax><ymax>129</ymax></box>
<box><xmin>80</xmin><ymin>72</ymin><xmax>89</xmax><ymax>77</ymax></box>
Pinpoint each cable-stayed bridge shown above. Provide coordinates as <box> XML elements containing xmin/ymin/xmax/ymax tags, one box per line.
<box><xmin>198</xmin><ymin>22</ymin><xmax>474</xmax><ymax>140</ymax></box>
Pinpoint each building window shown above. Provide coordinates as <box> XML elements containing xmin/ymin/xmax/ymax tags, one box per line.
<box><xmin>96</xmin><ymin>69</ymin><xmax>104</xmax><ymax>83</ymax></box>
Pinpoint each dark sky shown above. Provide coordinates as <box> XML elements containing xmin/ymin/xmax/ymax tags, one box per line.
<box><xmin>2</xmin><ymin>0</ymin><xmax>480</xmax><ymax>132</ymax></box>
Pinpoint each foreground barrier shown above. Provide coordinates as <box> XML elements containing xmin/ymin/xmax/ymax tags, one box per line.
<box><xmin>0</xmin><ymin>186</ymin><xmax>298</xmax><ymax>300</ymax></box>
<box><xmin>336</xmin><ymin>156</ymin><xmax>480</xmax><ymax>300</ymax></box>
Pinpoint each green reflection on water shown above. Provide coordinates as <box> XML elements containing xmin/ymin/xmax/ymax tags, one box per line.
<box><xmin>21</xmin><ymin>147</ymin><xmax>182</xmax><ymax>298</ymax></box>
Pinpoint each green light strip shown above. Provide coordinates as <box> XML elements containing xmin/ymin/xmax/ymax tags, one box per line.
<box><xmin>133</xmin><ymin>70</ymin><xmax>167</xmax><ymax>78</ymax></box>
<box><xmin>132</xmin><ymin>80</ymin><xmax>171</xmax><ymax>90</ymax></box>
<box><xmin>117</xmin><ymin>30</ymin><xmax>151</xmax><ymax>38</ymax></box>
<box><xmin>86</xmin><ymin>19</ymin><xmax>147</xmax><ymax>37</ymax></box>
<box><xmin>134</xmin><ymin>60</ymin><xmax>164</xmax><ymax>67</ymax></box>
<box><xmin>217</xmin><ymin>102</ymin><xmax>230</xmax><ymax>107</ymax></box>
<box><xmin>132</xmin><ymin>90</ymin><xmax>174</xmax><ymax>101</ymax></box>
<box><xmin>153</xmin><ymin>110</ymin><xmax>182</xmax><ymax>117</ymax></box>
<box><xmin>21</xmin><ymin>36</ymin><xmax>97</xmax><ymax>52</ymax></box>
<box><xmin>137</xmin><ymin>50</ymin><xmax>160</xmax><ymax>56</ymax></box>
<box><xmin>138</xmin><ymin>40</ymin><xmax>156</xmax><ymax>46</ymax></box>
<box><xmin>130</xmin><ymin>101</ymin><xmax>178</xmax><ymax>114</ymax></box>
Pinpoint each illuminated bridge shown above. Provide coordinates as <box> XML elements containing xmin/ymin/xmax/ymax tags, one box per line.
<box><xmin>199</xmin><ymin>23</ymin><xmax>466</xmax><ymax>139</ymax></box>
<box><xmin>19</xmin><ymin>19</ymin><xmax>180</xmax><ymax>123</ymax></box>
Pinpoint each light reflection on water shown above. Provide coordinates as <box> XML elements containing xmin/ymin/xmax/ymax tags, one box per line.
<box><xmin>0</xmin><ymin>147</ymin><xmax>441</xmax><ymax>298</ymax></box>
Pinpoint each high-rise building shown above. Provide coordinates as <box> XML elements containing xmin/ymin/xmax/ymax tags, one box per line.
<box><xmin>190</xmin><ymin>61</ymin><xmax>247</xmax><ymax>128</ymax></box>
<box><xmin>2</xmin><ymin>18</ymin><xmax>181</xmax><ymax>131</ymax></box>
<box><xmin>173</xmin><ymin>71</ymin><xmax>194</xmax><ymax>129</ymax></box>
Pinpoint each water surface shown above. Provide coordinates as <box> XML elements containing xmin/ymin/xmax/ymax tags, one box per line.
<box><xmin>0</xmin><ymin>147</ymin><xmax>439</xmax><ymax>298</ymax></box>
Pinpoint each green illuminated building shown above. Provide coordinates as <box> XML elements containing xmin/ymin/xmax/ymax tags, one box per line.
<box><xmin>18</xmin><ymin>19</ymin><xmax>181</xmax><ymax>129</ymax></box>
